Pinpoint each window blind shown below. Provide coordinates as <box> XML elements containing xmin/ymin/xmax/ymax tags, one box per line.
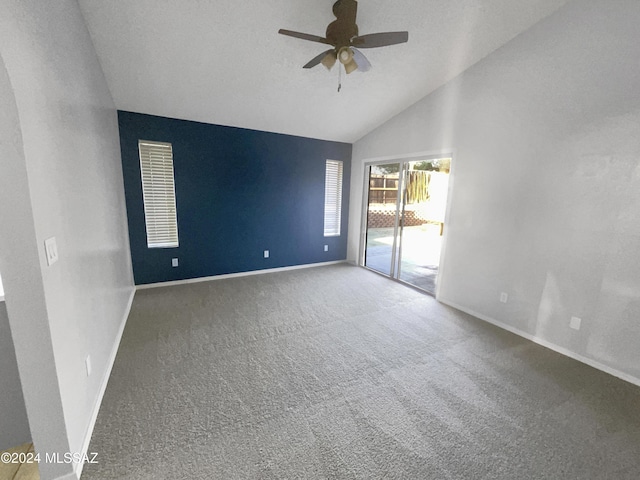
<box><xmin>324</xmin><ymin>160</ymin><xmax>343</xmax><ymax>237</ymax></box>
<box><xmin>138</xmin><ymin>140</ymin><xmax>179</xmax><ymax>248</ymax></box>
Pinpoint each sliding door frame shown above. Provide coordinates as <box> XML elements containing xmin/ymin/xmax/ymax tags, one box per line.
<box><xmin>359</xmin><ymin>150</ymin><xmax>455</xmax><ymax>299</ymax></box>
<box><xmin>360</xmin><ymin>161</ymin><xmax>405</xmax><ymax>278</ymax></box>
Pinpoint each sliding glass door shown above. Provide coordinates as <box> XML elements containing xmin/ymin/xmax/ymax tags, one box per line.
<box><xmin>362</xmin><ymin>158</ymin><xmax>451</xmax><ymax>295</ymax></box>
<box><xmin>364</xmin><ymin>164</ymin><xmax>401</xmax><ymax>276</ymax></box>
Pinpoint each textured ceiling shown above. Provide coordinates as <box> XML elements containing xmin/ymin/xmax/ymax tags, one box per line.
<box><xmin>78</xmin><ymin>0</ymin><xmax>568</xmax><ymax>143</ymax></box>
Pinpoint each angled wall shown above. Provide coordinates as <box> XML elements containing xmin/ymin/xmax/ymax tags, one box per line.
<box><xmin>0</xmin><ymin>43</ymin><xmax>71</xmax><ymax>480</ymax></box>
<box><xmin>0</xmin><ymin>1</ymin><xmax>134</xmax><ymax>478</ymax></box>
<box><xmin>349</xmin><ymin>0</ymin><xmax>640</xmax><ymax>383</ymax></box>
<box><xmin>119</xmin><ymin>112</ymin><xmax>352</xmax><ymax>285</ymax></box>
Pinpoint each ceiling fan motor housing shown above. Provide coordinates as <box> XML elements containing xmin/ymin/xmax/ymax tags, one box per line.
<box><xmin>326</xmin><ymin>0</ymin><xmax>359</xmax><ymax>48</ymax></box>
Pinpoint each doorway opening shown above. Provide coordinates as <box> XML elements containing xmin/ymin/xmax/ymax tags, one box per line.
<box><xmin>362</xmin><ymin>157</ymin><xmax>452</xmax><ymax>295</ymax></box>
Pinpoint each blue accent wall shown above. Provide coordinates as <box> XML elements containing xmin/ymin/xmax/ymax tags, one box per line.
<box><xmin>118</xmin><ymin>111</ymin><xmax>352</xmax><ymax>285</ymax></box>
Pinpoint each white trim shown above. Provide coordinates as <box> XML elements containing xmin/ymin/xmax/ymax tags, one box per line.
<box><xmin>138</xmin><ymin>140</ymin><xmax>179</xmax><ymax>249</ymax></box>
<box><xmin>357</xmin><ymin>148</ymin><xmax>455</xmax><ymax>166</ymax></box>
<box><xmin>323</xmin><ymin>159</ymin><xmax>344</xmax><ymax>237</ymax></box>
<box><xmin>439</xmin><ymin>297</ymin><xmax>640</xmax><ymax>388</ymax></box>
<box><xmin>74</xmin><ymin>287</ymin><xmax>136</xmax><ymax>479</ymax></box>
<box><xmin>357</xmin><ymin>164</ymin><xmax>371</xmax><ymax>267</ymax></box>
<box><xmin>434</xmin><ymin>157</ymin><xmax>456</xmax><ymax>301</ymax></box>
<box><xmin>136</xmin><ymin>261</ymin><xmax>347</xmax><ymax>290</ymax></box>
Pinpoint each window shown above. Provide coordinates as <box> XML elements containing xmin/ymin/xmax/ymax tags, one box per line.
<box><xmin>324</xmin><ymin>160</ymin><xmax>343</xmax><ymax>236</ymax></box>
<box><xmin>138</xmin><ymin>140</ymin><xmax>179</xmax><ymax>248</ymax></box>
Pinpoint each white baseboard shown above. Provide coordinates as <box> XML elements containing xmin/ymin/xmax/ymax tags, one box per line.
<box><xmin>56</xmin><ymin>471</ymin><xmax>80</xmax><ymax>480</ymax></box>
<box><xmin>74</xmin><ymin>287</ymin><xmax>136</xmax><ymax>479</ymax></box>
<box><xmin>438</xmin><ymin>298</ymin><xmax>640</xmax><ymax>388</ymax></box>
<box><xmin>136</xmin><ymin>260</ymin><xmax>347</xmax><ymax>291</ymax></box>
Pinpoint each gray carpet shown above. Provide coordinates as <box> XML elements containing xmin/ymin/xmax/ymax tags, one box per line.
<box><xmin>83</xmin><ymin>264</ymin><xmax>640</xmax><ymax>479</ymax></box>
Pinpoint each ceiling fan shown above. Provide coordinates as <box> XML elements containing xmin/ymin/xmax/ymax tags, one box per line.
<box><xmin>278</xmin><ymin>0</ymin><xmax>408</xmax><ymax>76</ymax></box>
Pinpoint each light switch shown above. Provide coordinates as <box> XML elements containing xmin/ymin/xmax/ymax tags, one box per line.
<box><xmin>45</xmin><ymin>237</ymin><xmax>59</xmax><ymax>266</ymax></box>
<box><xmin>172</xmin><ymin>258</ymin><xmax>179</xmax><ymax>267</ymax></box>
<box><xmin>570</xmin><ymin>316</ymin><xmax>582</xmax><ymax>330</ymax></box>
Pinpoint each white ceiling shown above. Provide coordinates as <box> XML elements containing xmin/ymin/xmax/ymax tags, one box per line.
<box><xmin>78</xmin><ymin>0</ymin><xmax>568</xmax><ymax>143</ymax></box>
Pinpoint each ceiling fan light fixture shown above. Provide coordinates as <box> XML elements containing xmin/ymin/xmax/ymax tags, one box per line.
<box><xmin>337</xmin><ymin>47</ymin><xmax>358</xmax><ymax>74</ymax></box>
<box><xmin>344</xmin><ymin>59</ymin><xmax>358</xmax><ymax>74</ymax></box>
<box><xmin>322</xmin><ymin>51</ymin><xmax>337</xmax><ymax>70</ymax></box>
<box><xmin>338</xmin><ymin>47</ymin><xmax>353</xmax><ymax>65</ymax></box>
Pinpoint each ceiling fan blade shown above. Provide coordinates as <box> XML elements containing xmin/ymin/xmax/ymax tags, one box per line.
<box><xmin>321</xmin><ymin>51</ymin><xmax>337</xmax><ymax>70</ymax></box>
<box><xmin>351</xmin><ymin>31</ymin><xmax>409</xmax><ymax>48</ymax></box>
<box><xmin>351</xmin><ymin>48</ymin><xmax>371</xmax><ymax>72</ymax></box>
<box><xmin>303</xmin><ymin>49</ymin><xmax>335</xmax><ymax>69</ymax></box>
<box><xmin>278</xmin><ymin>29</ymin><xmax>330</xmax><ymax>45</ymax></box>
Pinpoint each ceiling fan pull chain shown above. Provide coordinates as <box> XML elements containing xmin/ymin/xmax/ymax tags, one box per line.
<box><xmin>338</xmin><ymin>63</ymin><xmax>342</xmax><ymax>92</ymax></box>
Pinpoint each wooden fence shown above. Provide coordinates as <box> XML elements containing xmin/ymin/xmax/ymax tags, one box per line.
<box><xmin>368</xmin><ymin>172</ymin><xmax>431</xmax><ymax>205</ymax></box>
<box><xmin>368</xmin><ymin>175</ymin><xmax>399</xmax><ymax>204</ymax></box>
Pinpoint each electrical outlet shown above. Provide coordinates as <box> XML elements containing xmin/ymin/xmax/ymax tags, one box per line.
<box><xmin>45</xmin><ymin>237</ymin><xmax>59</xmax><ymax>266</ymax></box>
<box><xmin>85</xmin><ymin>355</ymin><xmax>92</xmax><ymax>377</ymax></box>
<box><xmin>324</xmin><ymin>245</ymin><xmax>329</xmax><ymax>252</ymax></box>
<box><xmin>570</xmin><ymin>316</ymin><xmax>582</xmax><ymax>330</ymax></box>
<box><xmin>172</xmin><ymin>258</ymin><xmax>179</xmax><ymax>267</ymax></box>
<box><xmin>264</xmin><ymin>250</ymin><xmax>269</xmax><ymax>258</ymax></box>
<box><xmin>499</xmin><ymin>292</ymin><xmax>508</xmax><ymax>303</ymax></box>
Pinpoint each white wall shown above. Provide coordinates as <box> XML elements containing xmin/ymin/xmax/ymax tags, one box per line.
<box><xmin>0</xmin><ymin>302</ymin><xmax>31</xmax><ymax>451</ymax></box>
<box><xmin>0</xmin><ymin>1</ymin><xmax>134</xmax><ymax>478</ymax></box>
<box><xmin>0</xmin><ymin>45</ymin><xmax>71</xmax><ymax>480</ymax></box>
<box><xmin>349</xmin><ymin>0</ymin><xmax>640</xmax><ymax>382</ymax></box>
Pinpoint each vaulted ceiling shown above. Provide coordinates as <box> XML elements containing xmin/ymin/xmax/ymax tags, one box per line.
<box><xmin>78</xmin><ymin>0</ymin><xmax>568</xmax><ymax>143</ymax></box>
